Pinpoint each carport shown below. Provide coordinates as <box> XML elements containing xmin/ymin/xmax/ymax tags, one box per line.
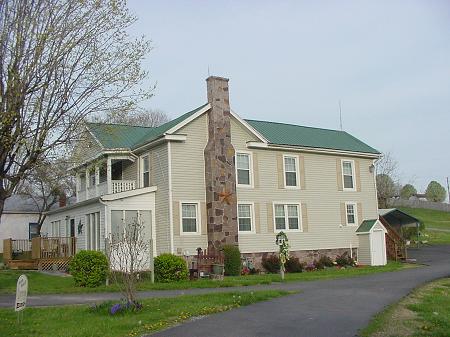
<box><xmin>378</xmin><ymin>208</ymin><xmax>421</xmax><ymax>247</ymax></box>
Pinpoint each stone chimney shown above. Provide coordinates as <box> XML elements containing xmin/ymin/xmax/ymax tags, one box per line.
<box><xmin>204</xmin><ymin>76</ymin><xmax>238</xmax><ymax>249</ymax></box>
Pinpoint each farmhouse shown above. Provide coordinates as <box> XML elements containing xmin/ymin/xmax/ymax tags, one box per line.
<box><xmin>44</xmin><ymin>76</ymin><xmax>387</xmax><ymax>266</ymax></box>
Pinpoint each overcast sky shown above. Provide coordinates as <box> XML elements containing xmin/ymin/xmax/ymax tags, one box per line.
<box><xmin>128</xmin><ymin>0</ymin><xmax>450</xmax><ymax>194</ymax></box>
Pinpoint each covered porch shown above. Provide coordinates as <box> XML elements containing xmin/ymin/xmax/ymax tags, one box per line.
<box><xmin>76</xmin><ymin>154</ymin><xmax>138</xmax><ymax>201</ymax></box>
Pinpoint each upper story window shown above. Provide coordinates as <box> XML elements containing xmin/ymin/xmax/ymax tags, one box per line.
<box><xmin>345</xmin><ymin>202</ymin><xmax>357</xmax><ymax>225</ymax></box>
<box><xmin>283</xmin><ymin>155</ymin><xmax>299</xmax><ymax>188</ymax></box>
<box><xmin>238</xmin><ymin>203</ymin><xmax>253</xmax><ymax>232</ymax></box>
<box><xmin>274</xmin><ymin>204</ymin><xmax>301</xmax><ymax>232</ymax></box>
<box><xmin>342</xmin><ymin>160</ymin><xmax>355</xmax><ymax>190</ymax></box>
<box><xmin>236</xmin><ymin>152</ymin><xmax>252</xmax><ymax>187</ymax></box>
<box><xmin>79</xmin><ymin>174</ymin><xmax>86</xmax><ymax>191</ymax></box>
<box><xmin>142</xmin><ymin>155</ymin><xmax>150</xmax><ymax>187</ymax></box>
<box><xmin>181</xmin><ymin>202</ymin><xmax>199</xmax><ymax>234</ymax></box>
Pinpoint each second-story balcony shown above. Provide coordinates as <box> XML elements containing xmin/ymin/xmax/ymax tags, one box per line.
<box><xmin>76</xmin><ymin>156</ymin><xmax>138</xmax><ymax>202</ymax></box>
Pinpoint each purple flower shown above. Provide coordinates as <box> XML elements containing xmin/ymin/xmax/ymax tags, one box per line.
<box><xmin>110</xmin><ymin>303</ymin><xmax>122</xmax><ymax>315</ymax></box>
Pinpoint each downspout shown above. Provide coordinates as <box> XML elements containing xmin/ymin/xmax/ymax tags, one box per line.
<box><xmin>167</xmin><ymin>141</ymin><xmax>174</xmax><ymax>254</ymax></box>
<box><xmin>99</xmin><ymin>198</ymin><xmax>109</xmax><ymax>253</ymax></box>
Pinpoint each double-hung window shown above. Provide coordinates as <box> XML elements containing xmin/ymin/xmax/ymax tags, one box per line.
<box><xmin>345</xmin><ymin>202</ymin><xmax>357</xmax><ymax>226</ymax></box>
<box><xmin>274</xmin><ymin>204</ymin><xmax>301</xmax><ymax>231</ymax></box>
<box><xmin>142</xmin><ymin>155</ymin><xmax>150</xmax><ymax>187</ymax></box>
<box><xmin>342</xmin><ymin>160</ymin><xmax>355</xmax><ymax>190</ymax></box>
<box><xmin>181</xmin><ymin>203</ymin><xmax>199</xmax><ymax>234</ymax></box>
<box><xmin>238</xmin><ymin>203</ymin><xmax>253</xmax><ymax>232</ymax></box>
<box><xmin>283</xmin><ymin>155</ymin><xmax>299</xmax><ymax>188</ymax></box>
<box><xmin>236</xmin><ymin>152</ymin><xmax>252</xmax><ymax>186</ymax></box>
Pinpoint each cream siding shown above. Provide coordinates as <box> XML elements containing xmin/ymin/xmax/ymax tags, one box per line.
<box><xmin>231</xmin><ymin>117</ymin><xmax>379</xmax><ymax>254</ymax></box>
<box><xmin>150</xmin><ymin>143</ymin><xmax>171</xmax><ymax>255</ymax></box>
<box><xmin>171</xmin><ymin>114</ymin><xmax>209</xmax><ymax>253</ymax></box>
<box><xmin>122</xmin><ymin>160</ymin><xmax>137</xmax><ymax>181</ymax></box>
<box><xmin>357</xmin><ymin>234</ymin><xmax>371</xmax><ymax>265</ymax></box>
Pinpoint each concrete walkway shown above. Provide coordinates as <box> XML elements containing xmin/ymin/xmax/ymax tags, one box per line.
<box><xmin>148</xmin><ymin>245</ymin><xmax>450</xmax><ymax>337</ymax></box>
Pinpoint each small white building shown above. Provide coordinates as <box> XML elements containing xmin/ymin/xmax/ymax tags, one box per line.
<box><xmin>0</xmin><ymin>195</ymin><xmax>41</xmax><ymax>252</ymax></box>
<box><xmin>356</xmin><ymin>219</ymin><xmax>387</xmax><ymax>266</ymax></box>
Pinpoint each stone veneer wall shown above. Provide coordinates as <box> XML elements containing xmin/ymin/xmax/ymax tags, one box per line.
<box><xmin>204</xmin><ymin>76</ymin><xmax>238</xmax><ymax>249</ymax></box>
<box><xmin>242</xmin><ymin>248</ymin><xmax>358</xmax><ymax>270</ymax></box>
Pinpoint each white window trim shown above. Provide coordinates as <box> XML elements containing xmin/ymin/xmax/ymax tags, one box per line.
<box><xmin>236</xmin><ymin>151</ymin><xmax>254</xmax><ymax>188</ymax></box>
<box><xmin>179</xmin><ymin>201</ymin><xmax>201</xmax><ymax>235</ymax></box>
<box><xmin>237</xmin><ymin>202</ymin><xmax>255</xmax><ymax>234</ymax></box>
<box><xmin>341</xmin><ymin>159</ymin><xmax>356</xmax><ymax>191</ymax></box>
<box><xmin>345</xmin><ymin>202</ymin><xmax>358</xmax><ymax>226</ymax></box>
<box><xmin>273</xmin><ymin>202</ymin><xmax>303</xmax><ymax>232</ymax></box>
<box><xmin>283</xmin><ymin>154</ymin><xmax>300</xmax><ymax>189</ymax></box>
<box><xmin>140</xmin><ymin>154</ymin><xmax>150</xmax><ymax>188</ymax></box>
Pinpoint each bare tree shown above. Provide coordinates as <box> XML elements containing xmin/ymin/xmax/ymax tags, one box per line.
<box><xmin>376</xmin><ymin>153</ymin><xmax>399</xmax><ymax>208</ymax></box>
<box><xmin>0</xmin><ymin>0</ymin><xmax>153</xmax><ymax>216</ymax></box>
<box><xmin>18</xmin><ymin>158</ymin><xmax>75</xmax><ymax>233</ymax></box>
<box><xmin>93</xmin><ymin>108</ymin><xmax>170</xmax><ymax>127</ymax></box>
<box><xmin>106</xmin><ymin>217</ymin><xmax>150</xmax><ymax>305</ymax></box>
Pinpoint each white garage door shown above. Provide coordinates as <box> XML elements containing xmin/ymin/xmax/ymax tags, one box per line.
<box><xmin>371</xmin><ymin>230</ymin><xmax>385</xmax><ymax>266</ymax></box>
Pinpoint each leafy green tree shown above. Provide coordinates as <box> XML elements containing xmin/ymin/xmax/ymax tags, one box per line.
<box><xmin>425</xmin><ymin>181</ymin><xmax>447</xmax><ymax>202</ymax></box>
<box><xmin>376</xmin><ymin>174</ymin><xmax>396</xmax><ymax>208</ymax></box>
<box><xmin>400</xmin><ymin>184</ymin><xmax>417</xmax><ymax>200</ymax></box>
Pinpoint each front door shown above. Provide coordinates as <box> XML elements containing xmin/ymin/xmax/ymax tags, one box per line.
<box><xmin>70</xmin><ymin>219</ymin><xmax>75</xmax><ymax>237</ymax></box>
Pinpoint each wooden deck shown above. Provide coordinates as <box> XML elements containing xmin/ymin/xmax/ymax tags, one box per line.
<box><xmin>3</xmin><ymin>237</ymin><xmax>76</xmax><ymax>271</ymax></box>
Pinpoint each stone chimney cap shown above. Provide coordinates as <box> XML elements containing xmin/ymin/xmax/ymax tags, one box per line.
<box><xmin>206</xmin><ymin>76</ymin><xmax>229</xmax><ymax>82</ymax></box>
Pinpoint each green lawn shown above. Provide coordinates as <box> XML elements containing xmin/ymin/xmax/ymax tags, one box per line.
<box><xmin>398</xmin><ymin>207</ymin><xmax>450</xmax><ymax>244</ymax></box>
<box><xmin>360</xmin><ymin>278</ymin><xmax>450</xmax><ymax>337</ymax></box>
<box><xmin>0</xmin><ymin>290</ymin><xmax>291</xmax><ymax>337</ymax></box>
<box><xmin>0</xmin><ymin>261</ymin><xmax>411</xmax><ymax>295</ymax></box>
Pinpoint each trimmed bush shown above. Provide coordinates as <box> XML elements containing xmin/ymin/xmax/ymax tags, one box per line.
<box><xmin>262</xmin><ymin>254</ymin><xmax>280</xmax><ymax>273</ymax></box>
<box><xmin>69</xmin><ymin>250</ymin><xmax>109</xmax><ymax>287</ymax></box>
<box><xmin>154</xmin><ymin>253</ymin><xmax>189</xmax><ymax>282</ymax></box>
<box><xmin>222</xmin><ymin>245</ymin><xmax>241</xmax><ymax>276</ymax></box>
<box><xmin>285</xmin><ymin>256</ymin><xmax>303</xmax><ymax>273</ymax></box>
<box><xmin>313</xmin><ymin>259</ymin><xmax>325</xmax><ymax>270</ymax></box>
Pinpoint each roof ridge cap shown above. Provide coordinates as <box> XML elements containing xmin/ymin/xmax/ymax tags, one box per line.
<box><xmin>245</xmin><ymin>118</ymin><xmax>343</xmax><ymax>133</ymax></box>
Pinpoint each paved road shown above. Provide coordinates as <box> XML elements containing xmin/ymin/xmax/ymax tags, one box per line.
<box><xmin>149</xmin><ymin>245</ymin><xmax>450</xmax><ymax>337</ymax></box>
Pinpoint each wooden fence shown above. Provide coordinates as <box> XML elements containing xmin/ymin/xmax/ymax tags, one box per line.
<box><xmin>389</xmin><ymin>198</ymin><xmax>450</xmax><ymax>212</ymax></box>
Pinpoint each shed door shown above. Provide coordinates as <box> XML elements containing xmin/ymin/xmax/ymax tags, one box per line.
<box><xmin>372</xmin><ymin>230</ymin><xmax>385</xmax><ymax>266</ymax></box>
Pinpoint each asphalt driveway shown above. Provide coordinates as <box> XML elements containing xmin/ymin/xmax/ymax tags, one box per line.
<box><xmin>149</xmin><ymin>245</ymin><xmax>450</xmax><ymax>337</ymax></box>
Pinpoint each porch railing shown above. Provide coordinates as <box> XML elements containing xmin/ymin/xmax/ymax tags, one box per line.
<box><xmin>32</xmin><ymin>237</ymin><xmax>77</xmax><ymax>259</ymax></box>
<box><xmin>112</xmin><ymin>180</ymin><xmax>136</xmax><ymax>194</ymax></box>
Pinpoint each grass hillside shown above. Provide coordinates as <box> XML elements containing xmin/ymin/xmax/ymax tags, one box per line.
<box><xmin>398</xmin><ymin>207</ymin><xmax>450</xmax><ymax>244</ymax></box>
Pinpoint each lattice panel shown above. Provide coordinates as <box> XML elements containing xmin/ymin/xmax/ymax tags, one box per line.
<box><xmin>38</xmin><ymin>258</ymin><xmax>72</xmax><ymax>272</ymax></box>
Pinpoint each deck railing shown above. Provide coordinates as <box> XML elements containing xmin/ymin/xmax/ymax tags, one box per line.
<box><xmin>32</xmin><ymin>237</ymin><xmax>77</xmax><ymax>259</ymax></box>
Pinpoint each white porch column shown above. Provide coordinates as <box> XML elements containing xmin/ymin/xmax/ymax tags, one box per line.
<box><xmin>95</xmin><ymin>165</ymin><xmax>100</xmax><ymax>196</ymax></box>
<box><xmin>85</xmin><ymin>170</ymin><xmax>89</xmax><ymax>191</ymax></box>
<box><xmin>76</xmin><ymin>172</ymin><xmax>81</xmax><ymax>202</ymax></box>
<box><xmin>107</xmin><ymin>157</ymin><xmax>112</xmax><ymax>194</ymax></box>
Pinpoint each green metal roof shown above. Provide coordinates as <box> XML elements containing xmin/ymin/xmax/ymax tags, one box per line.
<box><xmin>86</xmin><ymin>103</ymin><xmax>379</xmax><ymax>155</ymax></box>
<box><xmin>86</xmin><ymin>104</ymin><xmax>208</xmax><ymax>149</ymax></box>
<box><xmin>356</xmin><ymin>219</ymin><xmax>378</xmax><ymax>233</ymax></box>
<box><xmin>245</xmin><ymin>120</ymin><xmax>380</xmax><ymax>154</ymax></box>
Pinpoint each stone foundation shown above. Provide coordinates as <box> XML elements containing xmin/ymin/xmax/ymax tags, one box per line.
<box><xmin>242</xmin><ymin>247</ymin><xmax>358</xmax><ymax>270</ymax></box>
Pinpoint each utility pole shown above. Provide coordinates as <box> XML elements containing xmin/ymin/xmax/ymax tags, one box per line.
<box><xmin>447</xmin><ymin>177</ymin><xmax>450</xmax><ymax>204</ymax></box>
<box><xmin>339</xmin><ymin>100</ymin><xmax>343</xmax><ymax>130</ymax></box>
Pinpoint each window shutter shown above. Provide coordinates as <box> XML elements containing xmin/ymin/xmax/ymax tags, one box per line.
<box><xmin>340</xmin><ymin>202</ymin><xmax>346</xmax><ymax>225</ymax></box>
<box><xmin>173</xmin><ymin>201</ymin><xmax>180</xmax><ymax>236</ymax></box>
<box><xmin>355</xmin><ymin>160</ymin><xmax>361</xmax><ymax>192</ymax></box>
<box><xmin>149</xmin><ymin>152</ymin><xmax>155</xmax><ymax>187</ymax></box>
<box><xmin>299</xmin><ymin>154</ymin><xmax>306</xmax><ymax>189</ymax></box>
<box><xmin>301</xmin><ymin>203</ymin><xmax>308</xmax><ymax>232</ymax></box>
<box><xmin>253</xmin><ymin>152</ymin><xmax>259</xmax><ymax>188</ymax></box>
<box><xmin>254</xmin><ymin>203</ymin><xmax>260</xmax><ymax>233</ymax></box>
<box><xmin>277</xmin><ymin>154</ymin><xmax>284</xmax><ymax>189</ymax></box>
<box><xmin>200</xmin><ymin>202</ymin><xmax>207</xmax><ymax>234</ymax></box>
<box><xmin>357</xmin><ymin>202</ymin><xmax>363</xmax><ymax>225</ymax></box>
<box><xmin>336</xmin><ymin>158</ymin><xmax>343</xmax><ymax>191</ymax></box>
<box><xmin>267</xmin><ymin>203</ymin><xmax>274</xmax><ymax>233</ymax></box>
